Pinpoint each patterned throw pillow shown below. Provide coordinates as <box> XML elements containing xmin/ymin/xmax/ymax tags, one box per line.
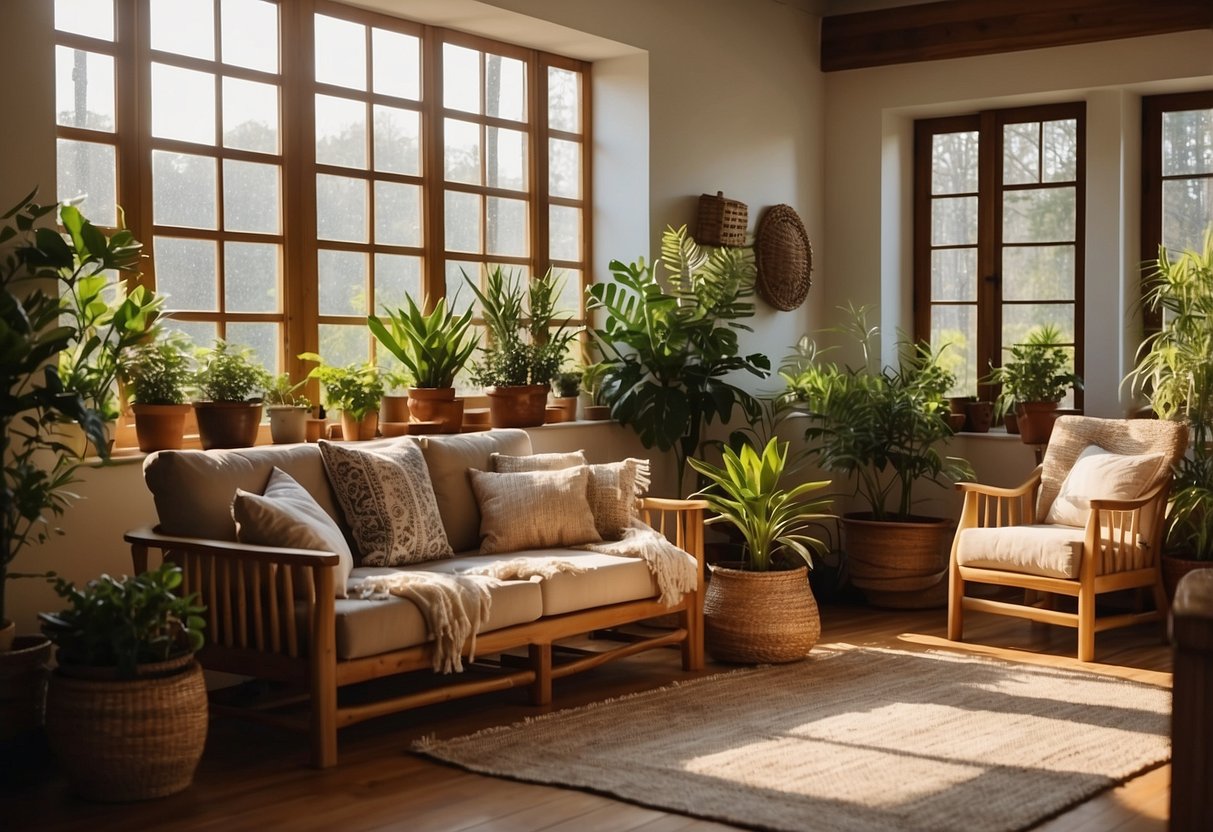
<box><xmin>232</xmin><ymin>466</ymin><xmax>355</xmax><ymax>598</ymax></box>
<box><xmin>318</xmin><ymin>439</ymin><xmax>453</xmax><ymax>566</ymax></box>
<box><xmin>490</xmin><ymin>452</ymin><xmax>649</xmax><ymax>539</ymax></box>
<box><xmin>469</xmin><ymin>467</ymin><xmax>602</xmax><ymax>554</ymax></box>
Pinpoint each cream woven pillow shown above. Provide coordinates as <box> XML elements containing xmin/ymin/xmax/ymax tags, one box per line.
<box><xmin>469</xmin><ymin>467</ymin><xmax>602</xmax><ymax>554</ymax></box>
<box><xmin>318</xmin><ymin>439</ymin><xmax>453</xmax><ymax>566</ymax></box>
<box><xmin>232</xmin><ymin>467</ymin><xmax>354</xmax><ymax>598</ymax></box>
<box><xmin>490</xmin><ymin>453</ymin><xmax>649</xmax><ymax>539</ymax></box>
<box><xmin>1045</xmin><ymin>445</ymin><xmax>1167</xmax><ymax>528</ymax></box>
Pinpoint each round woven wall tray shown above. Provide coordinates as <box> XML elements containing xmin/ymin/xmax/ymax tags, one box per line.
<box><xmin>755</xmin><ymin>204</ymin><xmax>812</xmax><ymax>311</ymax></box>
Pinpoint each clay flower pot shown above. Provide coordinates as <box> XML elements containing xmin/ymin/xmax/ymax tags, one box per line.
<box><xmin>485</xmin><ymin>384</ymin><xmax>549</xmax><ymax>428</ymax></box>
<box><xmin>551</xmin><ymin>396</ymin><xmax>578</xmax><ymax>421</ymax></box>
<box><xmin>406</xmin><ymin>387</ymin><xmax>464</xmax><ymax>434</ymax></box>
<box><xmin>582</xmin><ymin>404</ymin><xmax>612</xmax><ymax>421</ymax></box>
<box><xmin>340</xmin><ymin>410</ymin><xmax>379</xmax><ymax>441</ymax></box>
<box><xmin>380</xmin><ymin>394</ymin><xmax>410</xmax><ymax>423</ymax></box>
<box><xmin>267</xmin><ymin>405</ymin><xmax>309</xmax><ymax>444</ymax></box>
<box><xmin>1016</xmin><ymin>400</ymin><xmax>1059</xmax><ymax>445</ymax></box>
<box><xmin>131</xmin><ymin>403</ymin><xmax>190</xmax><ymax>452</ymax></box>
<box><xmin>192</xmin><ymin>401</ymin><xmax>262</xmax><ymax>450</ymax></box>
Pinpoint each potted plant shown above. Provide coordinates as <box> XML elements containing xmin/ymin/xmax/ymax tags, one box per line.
<box><xmin>192</xmin><ymin>341</ymin><xmax>270</xmax><ymax>450</ymax></box>
<box><xmin>119</xmin><ymin>334</ymin><xmax>194</xmax><ymax>452</ymax></box>
<box><xmin>0</xmin><ymin>192</ymin><xmax>121</xmax><ymax>740</ymax></box>
<box><xmin>781</xmin><ymin>304</ymin><xmax>973</xmax><ymax>608</ymax></box>
<box><xmin>1126</xmin><ymin>228</ymin><xmax>1213</xmax><ymax>596</ymax></box>
<box><xmin>587</xmin><ymin>225</ymin><xmax>769</xmax><ymax>493</ymax></box>
<box><xmin>39</xmin><ymin>562</ymin><xmax>207</xmax><ymax>801</ymax></box>
<box><xmin>300</xmin><ymin>355</ymin><xmax>384</xmax><ymax>441</ymax></box>
<box><xmin>988</xmin><ymin>324</ymin><xmax>1083</xmax><ymax>445</ymax></box>
<box><xmin>689</xmin><ymin>438</ymin><xmax>832</xmax><ymax>663</ymax></box>
<box><xmin>368</xmin><ymin>294</ymin><xmax>477</xmax><ymax>434</ymax></box>
<box><xmin>466</xmin><ymin>266</ymin><xmax>576</xmax><ymax>428</ymax></box>
<box><xmin>580</xmin><ymin>362</ymin><xmax>612</xmax><ymax>421</ymax></box>
<box><xmin>550</xmin><ymin>368</ymin><xmax>581</xmax><ymax>422</ymax></box>
<box><xmin>262</xmin><ymin>373</ymin><xmax>312</xmax><ymax>444</ymax></box>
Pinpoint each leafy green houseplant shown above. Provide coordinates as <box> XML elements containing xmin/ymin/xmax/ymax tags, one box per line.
<box><xmin>580</xmin><ymin>362</ymin><xmax>612</xmax><ymax>420</ymax></box>
<box><xmin>588</xmin><ymin>225</ymin><xmax>770</xmax><ymax>492</ymax></box>
<box><xmin>119</xmin><ymin>334</ymin><xmax>194</xmax><ymax>452</ymax></box>
<box><xmin>263</xmin><ymin>372</ymin><xmax>312</xmax><ymax>444</ymax></box>
<box><xmin>780</xmin><ymin>305</ymin><xmax>973</xmax><ymax>608</ymax></box>
<box><xmin>301</xmin><ymin>354</ymin><xmax>384</xmax><ymax>441</ymax></box>
<box><xmin>688</xmin><ymin>438</ymin><xmax>832</xmax><ymax>664</ymax></box>
<box><xmin>192</xmin><ymin>340</ymin><xmax>270</xmax><ymax>449</ymax></box>
<box><xmin>987</xmin><ymin>324</ymin><xmax>1082</xmax><ymax>445</ymax></box>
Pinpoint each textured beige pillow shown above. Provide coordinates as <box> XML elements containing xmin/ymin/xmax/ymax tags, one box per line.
<box><xmin>233</xmin><ymin>467</ymin><xmax>355</xmax><ymax>597</ymax></box>
<box><xmin>469</xmin><ymin>467</ymin><xmax>602</xmax><ymax>554</ymax></box>
<box><xmin>318</xmin><ymin>439</ymin><xmax>453</xmax><ymax>566</ymax></box>
<box><xmin>490</xmin><ymin>453</ymin><xmax>648</xmax><ymax>539</ymax></box>
<box><xmin>1045</xmin><ymin>445</ymin><xmax>1167</xmax><ymax>527</ymax></box>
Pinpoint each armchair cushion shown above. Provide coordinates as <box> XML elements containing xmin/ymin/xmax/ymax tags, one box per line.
<box><xmin>956</xmin><ymin>524</ymin><xmax>1086</xmax><ymax>579</ymax></box>
<box><xmin>1044</xmin><ymin>446</ymin><xmax>1167</xmax><ymax>527</ymax></box>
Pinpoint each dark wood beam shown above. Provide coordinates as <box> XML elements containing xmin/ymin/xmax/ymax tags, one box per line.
<box><xmin>821</xmin><ymin>0</ymin><xmax>1213</xmax><ymax>72</ymax></box>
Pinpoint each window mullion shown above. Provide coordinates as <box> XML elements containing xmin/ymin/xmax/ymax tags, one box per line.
<box><xmin>283</xmin><ymin>0</ymin><xmax>317</xmax><ymax>384</ymax></box>
<box><xmin>976</xmin><ymin>109</ymin><xmax>999</xmax><ymax>404</ymax></box>
<box><xmin>421</xmin><ymin>26</ymin><xmax>444</xmax><ymax>311</ymax></box>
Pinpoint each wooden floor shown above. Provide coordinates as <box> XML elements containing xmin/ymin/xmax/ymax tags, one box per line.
<box><xmin>4</xmin><ymin>601</ymin><xmax>1174</xmax><ymax>832</ymax></box>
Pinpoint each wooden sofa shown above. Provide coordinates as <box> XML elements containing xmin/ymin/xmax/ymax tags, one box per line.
<box><xmin>125</xmin><ymin>429</ymin><xmax>705</xmax><ymax>768</ymax></box>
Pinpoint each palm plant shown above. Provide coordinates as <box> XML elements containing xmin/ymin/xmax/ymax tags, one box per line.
<box><xmin>368</xmin><ymin>295</ymin><xmax>477</xmax><ymax>389</ymax></box>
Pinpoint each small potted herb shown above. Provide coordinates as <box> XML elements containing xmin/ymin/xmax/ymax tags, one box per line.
<box><xmin>300</xmin><ymin>355</ymin><xmax>385</xmax><ymax>441</ymax></box>
<box><xmin>581</xmin><ymin>362</ymin><xmax>612</xmax><ymax>421</ymax></box>
<box><xmin>987</xmin><ymin>324</ymin><xmax>1082</xmax><ymax>445</ymax></box>
<box><xmin>550</xmin><ymin>368</ymin><xmax>581</xmax><ymax>422</ymax></box>
<box><xmin>263</xmin><ymin>373</ymin><xmax>312</xmax><ymax>444</ymax></box>
<box><xmin>193</xmin><ymin>341</ymin><xmax>271</xmax><ymax>449</ymax></box>
<box><xmin>118</xmin><ymin>334</ymin><xmax>194</xmax><ymax>452</ymax></box>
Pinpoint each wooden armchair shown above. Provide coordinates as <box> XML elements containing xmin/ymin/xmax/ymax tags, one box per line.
<box><xmin>947</xmin><ymin>415</ymin><xmax>1188</xmax><ymax>661</ymax></box>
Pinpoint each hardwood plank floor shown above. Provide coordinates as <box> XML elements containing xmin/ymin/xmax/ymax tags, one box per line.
<box><xmin>3</xmin><ymin>601</ymin><xmax>1173</xmax><ymax>831</ymax></box>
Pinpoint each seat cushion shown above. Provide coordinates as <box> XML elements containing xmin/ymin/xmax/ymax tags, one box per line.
<box><xmin>956</xmin><ymin>524</ymin><xmax>1086</xmax><ymax>580</ymax></box>
<box><xmin>337</xmin><ymin>567</ymin><xmax>543</xmax><ymax>659</ymax></box>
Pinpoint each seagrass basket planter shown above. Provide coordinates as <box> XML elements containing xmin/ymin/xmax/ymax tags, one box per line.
<box><xmin>703</xmin><ymin>564</ymin><xmax>820</xmax><ymax>664</ymax></box>
<box><xmin>45</xmin><ymin>653</ymin><xmax>208</xmax><ymax>801</ymax></box>
<box><xmin>843</xmin><ymin>513</ymin><xmax>952</xmax><ymax>609</ymax></box>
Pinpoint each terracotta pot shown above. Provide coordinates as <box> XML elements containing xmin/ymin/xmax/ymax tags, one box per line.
<box><xmin>193</xmin><ymin>401</ymin><xmax>262</xmax><ymax>450</ymax></box>
<box><xmin>947</xmin><ymin>412</ymin><xmax>967</xmax><ymax>432</ymax></box>
<box><xmin>1016</xmin><ymin>400</ymin><xmax>1059</xmax><ymax>445</ymax></box>
<box><xmin>305</xmin><ymin>418</ymin><xmax>326</xmax><ymax>443</ymax></box>
<box><xmin>380</xmin><ymin>421</ymin><xmax>410</xmax><ymax>437</ymax></box>
<box><xmin>964</xmin><ymin>400</ymin><xmax>993</xmax><ymax>433</ymax></box>
<box><xmin>485</xmin><ymin>384</ymin><xmax>549</xmax><ymax>428</ymax></box>
<box><xmin>842</xmin><ymin>513</ymin><xmax>953</xmax><ymax>609</ymax></box>
<box><xmin>407</xmin><ymin>387</ymin><xmax>464</xmax><ymax>434</ymax></box>
<box><xmin>462</xmin><ymin>407</ymin><xmax>491</xmax><ymax>428</ymax></box>
<box><xmin>1161</xmin><ymin>553</ymin><xmax>1213</xmax><ymax>602</ymax></box>
<box><xmin>0</xmin><ymin>635</ymin><xmax>51</xmax><ymax>741</ymax></box>
<box><xmin>544</xmin><ymin>405</ymin><xmax>571</xmax><ymax>423</ymax></box>
<box><xmin>267</xmin><ymin>405</ymin><xmax>309</xmax><ymax>444</ymax></box>
<box><xmin>551</xmin><ymin>396</ymin><xmax>578</xmax><ymax>422</ymax></box>
<box><xmin>340</xmin><ymin>410</ymin><xmax>379</xmax><ymax>441</ymax></box>
<box><xmin>131</xmin><ymin>403</ymin><xmax>190</xmax><ymax>452</ymax></box>
<box><xmin>582</xmin><ymin>404</ymin><xmax>612</xmax><ymax>421</ymax></box>
<box><xmin>1004</xmin><ymin>411</ymin><xmax>1020</xmax><ymax>434</ymax></box>
<box><xmin>948</xmin><ymin>396</ymin><xmax>974</xmax><ymax>416</ymax></box>
<box><xmin>380</xmin><ymin>394</ymin><xmax>410</xmax><ymax>423</ymax></box>
<box><xmin>704</xmin><ymin>564</ymin><xmax>820</xmax><ymax>664</ymax></box>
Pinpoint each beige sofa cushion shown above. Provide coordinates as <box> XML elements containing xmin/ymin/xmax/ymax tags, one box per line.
<box><xmin>492</xmin><ymin>450</ymin><xmax>586</xmax><ymax>472</ymax></box>
<box><xmin>417</xmin><ymin>430</ymin><xmax>532</xmax><ymax>553</ymax></box>
<box><xmin>1044</xmin><ymin>446</ymin><xmax>1167</xmax><ymax>527</ymax></box>
<box><xmin>337</xmin><ymin>567</ymin><xmax>542</xmax><ymax>659</ymax></box>
<box><xmin>470</xmin><ymin>467</ymin><xmax>601</xmax><ymax>554</ymax></box>
<box><xmin>956</xmin><ymin>525</ymin><xmax>1087</xmax><ymax>579</ymax></box>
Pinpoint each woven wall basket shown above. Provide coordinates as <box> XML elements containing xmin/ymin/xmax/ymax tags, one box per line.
<box><xmin>755</xmin><ymin>204</ymin><xmax>812</xmax><ymax>311</ymax></box>
<box><xmin>695</xmin><ymin>191</ymin><xmax>748</xmax><ymax>247</ymax></box>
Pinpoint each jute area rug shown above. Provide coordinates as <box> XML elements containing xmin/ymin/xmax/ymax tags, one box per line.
<box><xmin>415</xmin><ymin>645</ymin><xmax>1171</xmax><ymax>832</ymax></box>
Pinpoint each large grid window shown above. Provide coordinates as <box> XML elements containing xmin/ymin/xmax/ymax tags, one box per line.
<box><xmin>52</xmin><ymin>0</ymin><xmax>591</xmax><ymax>388</ymax></box>
<box><xmin>914</xmin><ymin>103</ymin><xmax>1085</xmax><ymax>406</ymax></box>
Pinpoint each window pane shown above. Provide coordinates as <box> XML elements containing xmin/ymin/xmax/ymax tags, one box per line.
<box><xmin>223</xmin><ymin>160</ymin><xmax>279</xmax><ymax>234</ymax></box>
<box><xmin>1163</xmin><ymin>178</ymin><xmax>1213</xmax><ymax>255</ymax></box>
<box><xmin>484</xmin><ymin>54</ymin><xmax>524</xmax><ymax>122</ymax></box>
<box><xmin>443</xmin><ymin>44</ymin><xmax>480</xmax><ymax>114</ymax></box>
<box><xmin>549</xmin><ymin>138</ymin><xmax>581</xmax><ymax>199</ymax></box>
<box><xmin>1002</xmin><ymin>304</ymin><xmax>1075</xmax><ymax>349</ymax></box>
<box><xmin>318</xmin><ymin>249</ymin><xmax>367</xmax><ymax>315</ymax></box>
<box><xmin>150</xmin><ymin>0</ymin><xmax>214</xmax><ymax>60</ymax></box>
<box><xmin>224</xmin><ymin>242</ymin><xmax>279</xmax><ymax>312</ymax></box>
<box><xmin>445</xmin><ymin>260</ymin><xmax>480</xmax><ymax>315</ymax></box>
<box><xmin>315</xmin><ymin>94</ymin><xmax>367</xmax><ymax>169</ymax></box>
<box><xmin>1163</xmin><ymin>109</ymin><xmax>1213</xmax><ymax>176</ymax></box>
<box><xmin>932</xmin><ymin>131</ymin><xmax>978</xmax><ymax>195</ymax></box>
<box><xmin>930</xmin><ymin>248</ymin><xmax>976</xmax><ymax>302</ymax></box>
<box><xmin>56</xmin><ymin>48</ymin><xmax>115</xmax><ymax>131</ymax></box>
<box><xmin>445</xmin><ymin>118</ymin><xmax>481</xmax><ymax>184</ymax></box>
<box><xmin>374</xmin><ymin>253</ymin><xmax>422</xmax><ymax>312</ymax></box>
<box><xmin>226</xmin><ymin>322</ymin><xmax>279</xmax><ymax>375</ymax></box>
<box><xmin>548</xmin><ymin>67</ymin><xmax>580</xmax><ymax>133</ymax></box>
<box><xmin>1003</xmin><ymin>187</ymin><xmax>1075</xmax><ymax>244</ymax></box>
<box><xmin>152</xmin><ymin>64</ymin><xmax>215</xmax><ymax>145</ymax></box>
<box><xmin>550</xmin><ymin>205</ymin><xmax>581</xmax><ymax>262</ymax></box>
<box><xmin>164</xmin><ymin>319</ymin><xmax>216</xmax><ymax>351</ymax></box>
<box><xmin>319</xmin><ymin>324</ymin><xmax>369</xmax><ymax>368</ymax></box>
<box><xmin>555</xmin><ymin>268</ymin><xmax>581</xmax><ymax>317</ymax></box>
<box><xmin>372</xmin><ymin>28</ymin><xmax>420</xmax><ymax>100</ymax></box>
<box><xmin>1042</xmin><ymin>119</ymin><xmax>1078</xmax><ymax>182</ymax></box>
<box><xmin>221</xmin><ymin>0</ymin><xmax>278</xmax><ymax>73</ymax></box>
<box><xmin>1002</xmin><ymin>122</ymin><xmax>1039</xmax><ymax>186</ymax></box>
<box><xmin>445</xmin><ymin>191</ymin><xmax>481</xmax><ymax>253</ymax></box>
<box><xmin>487</xmin><ymin>127</ymin><xmax>526</xmax><ymax>191</ymax></box>
<box><xmin>57</xmin><ymin>139</ymin><xmax>117</xmax><ymax>226</ymax></box>
<box><xmin>223</xmin><ymin>77</ymin><xmax>278</xmax><ymax>153</ymax></box>
<box><xmin>487</xmin><ymin>197</ymin><xmax>527</xmax><ymax>257</ymax></box>
<box><xmin>374</xmin><ymin>181</ymin><xmax>421</xmax><ymax>247</ymax></box>
<box><xmin>315</xmin><ymin>14</ymin><xmax>365</xmax><ymax>91</ymax></box>
<box><xmin>316</xmin><ymin>174</ymin><xmax>367</xmax><ymax>242</ymax></box>
<box><xmin>153</xmin><ymin>151</ymin><xmax>218</xmax><ymax>229</ymax></box>
<box><xmin>373</xmin><ymin>105</ymin><xmax>420</xmax><ymax>175</ymax></box>
<box><xmin>154</xmin><ymin>237</ymin><xmax>217</xmax><ymax>311</ymax></box>
<box><xmin>931</xmin><ymin>305</ymin><xmax>977</xmax><ymax>397</ymax></box>
<box><xmin>1002</xmin><ymin>245</ymin><xmax>1075</xmax><ymax>301</ymax></box>
<box><xmin>55</xmin><ymin>0</ymin><xmax>114</xmax><ymax>41</ymax></box>
<box><xmin>930</xmin><ymin>196</ymin><xmax>977</xmax><ymax>246</ymax></box>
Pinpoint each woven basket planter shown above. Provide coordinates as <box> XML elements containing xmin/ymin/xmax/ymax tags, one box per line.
<box><xmin>843</xmin><ymin>513</ymin><xmax>952</xmax><ymax>609</ymax></box>
<box><xmin>704</xmin><ymin>564</ymin><xmax>820</xmax><ymax>664</ymax></box>
<box><xmin>45</xmin><ymin>656</ymin><xmax>208</xmax><ymax>801</ymax></box>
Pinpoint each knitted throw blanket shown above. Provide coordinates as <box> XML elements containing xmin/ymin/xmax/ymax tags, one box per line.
<box><xmin>578</xmin><ymin>520</ymin><xmax>698</xmax><ymax>607</ymax></box>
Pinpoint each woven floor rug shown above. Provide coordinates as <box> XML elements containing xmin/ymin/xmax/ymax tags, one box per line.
<box><xmin>415</xmin><ymin>645</ymin><xmax>1171</xmax><ymax>832</ymax></box>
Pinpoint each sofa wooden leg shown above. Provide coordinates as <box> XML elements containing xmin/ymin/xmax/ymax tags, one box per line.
<box><xmin>681</xmin><ymin>597</ymin><xmax>705</xmax><ymax>671</ymax></box>
<box><xmin>1077</xmin><ymin>590</ymin><xmax>1096</xmax><ymax>662</ymax></box>
<box><xmin>529</xmin><ymin>643</ymin><xmax>552</xmax><ymax>706</ymax></box>
<box><xmin>947</xmin><ymin>572</ymin><xmax>964</xmax><ymax>642</ymax></box>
